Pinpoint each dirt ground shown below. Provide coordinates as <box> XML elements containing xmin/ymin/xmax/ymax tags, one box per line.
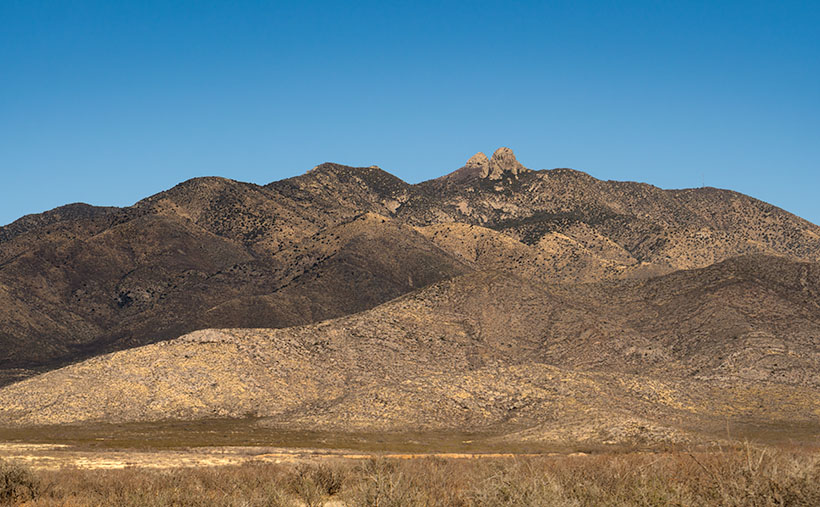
<box><xmin>0</xmin><ymin>442</ymin><xmax>568</xmax><ymax>470</ymax></box>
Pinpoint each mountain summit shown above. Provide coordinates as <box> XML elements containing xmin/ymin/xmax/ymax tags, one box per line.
<box><xmin>486</xmin><ymin>146</ymin><xmax>529</xmax><ymax>179</ymax></box>
<box><xmin>441</xmin><ymin>146</ymin><xmax>529</xmax><ymax>182</ymax></box>
<box><xmin>464</xmin><ymin>152</ymin><xmax>489</xmax><ymax>174</ymax></box>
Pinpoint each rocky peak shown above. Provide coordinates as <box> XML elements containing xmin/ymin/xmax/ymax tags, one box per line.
<box><xmin>439</xmin><ymin>149</ymin><xmax>528</xmax><ymax>183</ymax></box>
<box><xmin>464</xmin><ymin>152</ymin><xmax>490</xmax><ymax>177</ymax></box>
<box><xmin>487</xmin><ymin>147</ymin><xmax>528</xmax><ymax>180</ymax></box>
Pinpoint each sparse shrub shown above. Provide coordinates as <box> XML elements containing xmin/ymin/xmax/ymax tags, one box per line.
<box><xmin>310</xmin><ymin>463</ymin><xmax>346</xmax><ymax>496</ymax></box>
<box><xmin>681</xmin><ymin>442</ymin><xmax>820</xmax><ymax>506</ymax></box>
<box><xmin>0</xmin><ymin>459</ymin><xmax>40</xmax><ymax>504</ymax></box>
<box><xmin>289</xmin><ymin>463</ymin><xmax>346</xmax><ymax>506</ymax></box>
<box><xmin>348</xmin><ymin>458</ymin><xmax>428</xmax><ymax>506</ymax></box>
<box><xmin>469</xmin><ymin>461</ymin><xmax>564</xmax><ymax>507</ymax></box>
<box><xmin>399</xmin><ymin>457</ymin><xmax>472</xmax><ymax>506</ymax></box>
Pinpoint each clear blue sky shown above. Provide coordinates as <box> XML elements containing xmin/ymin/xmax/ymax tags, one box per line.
<box><xmin>2</xmin><ymin>1</ymin><xmax>819</xmax><ymax>226</ymax></box>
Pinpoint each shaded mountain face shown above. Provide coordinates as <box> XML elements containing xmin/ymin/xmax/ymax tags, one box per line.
<box><xmin>1</xmin><ymin>148</ymin><xmax>819</xmax><ymax>386</ymax></box>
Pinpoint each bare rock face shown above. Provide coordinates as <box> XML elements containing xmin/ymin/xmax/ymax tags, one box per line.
<box><xmin>488</xmin><ymin>147</ymin><xmax>528</xmax><ymax>180</ymax></box>
<box><xmin>464</xmin><ymin>152</ymin><xmax>490</xmax><ymax>178</ymax></box>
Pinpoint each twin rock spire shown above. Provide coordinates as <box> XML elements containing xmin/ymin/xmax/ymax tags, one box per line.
<box><xmin>464</xmin><ymin>147</ymin><xmax>529</xmax><ymax>180</ymax></box>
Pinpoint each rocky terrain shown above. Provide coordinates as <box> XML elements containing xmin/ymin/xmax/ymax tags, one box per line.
<box><xmin>1</xmin><ymin>148</ymin><xmax>818</xmax><ymax>445</ymax></box>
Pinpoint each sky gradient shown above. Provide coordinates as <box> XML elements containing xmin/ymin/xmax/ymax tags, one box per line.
<box><xmin>2</xmin><ymin>1</ymin><xmax>819</xmax><ymax>226</ymax></box>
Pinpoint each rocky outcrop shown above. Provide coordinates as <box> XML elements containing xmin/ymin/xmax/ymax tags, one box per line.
<box><xmin>438</xmin><ymin>148</ymin><xmax>528</xmax><ymax>182</ymax></box>
<box><xmin>465</xmin><ymin>152</ymin><xmax>490</xmax><ymax>178</ymax></box>
<box><xmin>487</xmin><ymin>147</ymin><xmax>528</xmax><ymax>180</ymax></box>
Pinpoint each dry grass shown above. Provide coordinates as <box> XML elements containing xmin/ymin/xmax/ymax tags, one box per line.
<box><xmin>6</xmin><ymin>444</ymin><xmax>819</xmax><ymax>506</ymax></box>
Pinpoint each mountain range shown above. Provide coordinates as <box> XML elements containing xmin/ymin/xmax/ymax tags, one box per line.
<box><xmin>1</xmin><ymin>148</ymin><xmax>818</xmax><ymax>446</ymax></box>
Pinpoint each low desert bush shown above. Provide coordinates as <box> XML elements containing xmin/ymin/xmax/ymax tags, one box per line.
<box><xmin>289</xmin><ymin>463</ymin><xmax>347</xmax><ymax>506</ymax></box>
<box><xmin>0</xmin><ymin>459</ymin><xmax>40</xmax><ymax>504</ymax></box>
<box><xmin>469</xmin><ymin>460</ymin><xmax>566</xmax><ymax>506</ymax></box>
<box><xmin>36</xmin><ymin>463</ymin><xmax>294</xmax><ymax>506</ymax></box>
<box><xmin>348</xmin><ymin>458</ymin><xmax>429</xmax><ymax>506</ymax></box>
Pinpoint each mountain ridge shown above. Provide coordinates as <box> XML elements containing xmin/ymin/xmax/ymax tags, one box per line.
<box><xmin>1</xmin><ymin>148</ymin><xmax>818</xmax><ymax>393</ymax></box>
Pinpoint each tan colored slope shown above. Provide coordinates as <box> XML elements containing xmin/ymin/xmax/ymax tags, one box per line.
<box><xmin>416</xmin><ymin>222</ymin><xmax>669</xmax><ymax>283</ymax></box>
<box><xmin>2</xmin><ymin>326</ymin><xmax>816</xmax><ymax>447</ymax></box>
<box><xmin>0</xmin><ymin>331</ymin><xmax>584</xmax><ymax>427</ymax></box>
<box><xmin>2</xmin><ymin>258</ymin><xmax>818</xmax><ymax>446</ymax></box>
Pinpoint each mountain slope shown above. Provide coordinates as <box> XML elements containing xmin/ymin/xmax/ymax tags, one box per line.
<box><xmin>1</xmin><ymin>255</ymin><xmax>817</xmax><ymax>446</ymax></box>
<box><xmin>0</xmin><ymin>211</ymin><xmax>468</xmax><ymax>373</ymax></box>
<box><xmin>1</xmin><ymin>148</ymin><xmax>818</xmax><ymax>385</ymax></box>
